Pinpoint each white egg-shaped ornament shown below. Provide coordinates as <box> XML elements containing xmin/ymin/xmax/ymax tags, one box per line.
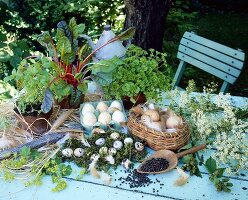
<box><xmin>98</xmin><ymin>111</ymin><xmax>112</xmax><ymax>125</ymax></box>
<box><xmin>112</xmin><ymin>110</ymin><xmax>126</xmax><ymax>123</ymax></box>
<box><xmin>74</xmin><ymin>148</ymin><xmax>84</xmax><ymax>157</ymax></box>
<box><xmin>82</xmin><ymin>112</ymin><xmax>97</xmax><ymax>126</ymax></box>
<box><xmin>108</xmin><ymin>148</ymin><xmax>117</xmax><ymax>155</ymax></box>
<box><xmin>121</xmin><ymin>158</ymin><xmax>132</xmax><ymax>169</ymax></box>
<box><xmin>110</xmin><ymin>100</ymin><xmax>122</xmax><ymax>111</ymax></box>
<box><xmin>135</xmin><ymin>142</ymin><xmax>144</xmax><ymax>151</ymax></box>
<box><xmin>105</xmin><ymin>155</ymin><xmax>115</xmax><ymax>165</ymax></box>
<box><xmin>124</xmin><ymin>137</ymin><xmax>133</xmax><ymax>146</ymax></box>
<box><xmin>62</xmin><ymin>148</ymin><xmax>73</xmax><ymax>157</ymax></box>
<box><xmin>99</xmin><ymin>146</ymin><xmax>108</xmax><ymax>155</ymax></box>
<box><xmin>82</xmin><ymin>103</ymin><xmax>95</xmax><ymax>115</ymax></box>
<box><xmin>110</xmin><ymin>132</ymin><xmax>120</xmax><ymax>140</ymax></box>
<box><xmin>113</xmin><ymin>140</ymin><xmax>123</xmax><ymax>150</ymax></box>
<box><xmin>95</xmin><ymin>138</ymin><xmax>105</xmax><ymax>146</ymax></box>
<box><xmin>96</xmin><ymin>102</ymin><xmax>109</xmax><ymax>113</ymax></box>
<box><xmin>166</xmin><ymin>115</ymin><xmax>182</xmax><ymax>129</ymax></box>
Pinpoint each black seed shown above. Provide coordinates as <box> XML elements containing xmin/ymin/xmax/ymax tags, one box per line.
<box><xmin>139</xmin><ymin>158</ymin><xmax>169</xmax><ymax>172</ymax></box>
<box><xmin>242</xmin><ymin>187</ymin><xmax>247</xmax><ymax>190</ymax></box>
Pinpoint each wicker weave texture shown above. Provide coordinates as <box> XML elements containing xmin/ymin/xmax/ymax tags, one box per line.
<box><xmin>128</xmin><ymin>113</ymin><xmax>190</xmax><ymax>151</ymax></box>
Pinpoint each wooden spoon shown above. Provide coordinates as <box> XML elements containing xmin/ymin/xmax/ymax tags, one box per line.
<box><xmin>137</xmin><ymin>144</ymin><xmax>206</xmax><ymax>174</ymax></box>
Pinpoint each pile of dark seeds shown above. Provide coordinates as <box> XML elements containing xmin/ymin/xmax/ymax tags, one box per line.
<box><xmin>140</xmin><ymin>158</ymin><xmax>169</xmax><ymax>172</ymax></box>
<box><xmin>117</xmin><ymin>169</ymin><xmax>153</xmax><ymax>188</ymax></box>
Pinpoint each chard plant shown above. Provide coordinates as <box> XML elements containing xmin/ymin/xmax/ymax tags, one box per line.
<box><xmin>5</xmin><ymin>17</ymin><xmax>135</xmax><ymax>112</ymax></box>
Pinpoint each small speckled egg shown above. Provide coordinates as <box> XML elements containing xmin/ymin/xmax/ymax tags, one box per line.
<box><xmin>62</xmin><ymin>148</ymin><xmax>73</xmax><ymax>157</ymax></box>
<box><xmin>124</xmin><ymin>137</ymin><xmax>133</xmax><ymax>146</ymax></box>
<box><xmin>90</xmin><ymin>154</ymin><xmax>100</xmax><ymax>161</ymax></box>
<box><xmin>74</xmin><ymin>148</ymin><xmax>84</xmax><ymax>157</ymax></box>
<box><xmin>108</xmin><ymin>148</ymin><xmax>117</xmax><ymax>155</ymax></box>
<box><xmin>113</xmin><ymin>140</ymin><xmax>123</xmax><ymax>150</ymax></box>
<box><xmin>110</xmin><ymin>132</ymin><xmax>120</xmax><ymax>140</ymax></box>
<box><xmin>99</xmin><ymin>146</ymin><xmax>108</xmax><ymax>155</ymax></box>
<box><xmin>135</xmin><ymin>142</ymin><xmax>144</xmax><ymax>151</ymax></box>
<box><xmin>95</xmin><ymin>138</ymin><xmax>105</xmax><ymax>146</ymax></box>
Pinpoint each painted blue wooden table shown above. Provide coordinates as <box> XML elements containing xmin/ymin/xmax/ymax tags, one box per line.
<box><xmin>0</xmin><ymin>93</ymin><xmax>247</xmax><ymax>200</ymax></box>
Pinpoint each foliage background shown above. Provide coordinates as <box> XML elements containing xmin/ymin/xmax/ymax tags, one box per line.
<box><xmin>0</xmin><ymin>0</ymin><xmax>247</xmax><ymax>97</ymax></box>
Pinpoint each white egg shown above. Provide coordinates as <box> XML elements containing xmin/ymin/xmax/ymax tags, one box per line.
<box><xmin>62</xmin><ymin>148</ymin><xmax>73</xmax><ymax>157</ymax></box>
<box><xmin>105</xmin><ymin>155</ymin><xmax>115</xmax><ymax>164</ymax></box>
<box><xmin>98</xmin><ymin>111</ymin><xmax>111</xmax><ymax>125</ymax></box>
<box><xmin>110</xmin><ymin>100</ymin><xmax>122</xmax><ymax>111</ymax></box>
<box><xmin>135</xmin><ymin>142</ymin><xmax>144</xmax><ymax>151</ymax></box>
<box><xmin>99</xmin><ymin>146</ymin><xmax>108</xmax><ymax>155</ymax></box>
<box><xmin>107</xmin><ymin>107</ymin><xmax>119</xmax><ymax>114</ymax></box>
<box><xmin>82</xmin><ymin>112</ymin><xmax>97</xmax><ymax>126</ymax></box>
<box><xmin>82</xmin><ymin>103</ymin><xmax>95</xmax><ymax>115</ymax></box>
<box><xmin>166</xmin><ymin>115</ymin><xmax>182</xmax><ymax>129</ymax></box>
<box><xmin>124</xmin><ymin>137</ymin><xmax>133</xmax><ymax>145</ymax></box>
<box><xmin>110</xmin><ymin>132</ymin><xmax>120</xmax><ymax>140</ymax></box>
<box><xmin>112</xmin><ymin>110</ymin><xmax>126</xmax><ymax>123</ymax></box>
<box><xmin>96</xmin><ymin>101</ymin><xmax>109</xmax><ymax>112</ymax></box>
<box><xmin>74</xmin><ymin>148</ymin><xmax>84</xmax><ymax>157</ymax></box>
<box><xmin>108</xmin><ymin>148</ymin><xmax>117</xmax><ymax>155</ymax></box>
<box><xmin>95</xmin><ymin>138</ymin><xmax>105</xmax><ymax>146</ymax></box>
<box><xmin>113</xmin><ymin>140</ymin><xmax>123</xmax><ymax>150</ymax></box>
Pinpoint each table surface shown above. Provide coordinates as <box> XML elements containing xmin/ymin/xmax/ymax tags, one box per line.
<box><xmin>0</xmin><ymin>92</ymin><xmax>247</xmax><ymax>200</ymax></box>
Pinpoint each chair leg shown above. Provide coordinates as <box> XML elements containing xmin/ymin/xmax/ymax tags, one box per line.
<box><xmin>220</xmin><ymin>81</ymin><xmax>230</xmax><ymax>94</ymax></box>
<box><xmin>172</xmin><ymin>60</ymin><xmax>187</xmax><ymax>89</ymax></box>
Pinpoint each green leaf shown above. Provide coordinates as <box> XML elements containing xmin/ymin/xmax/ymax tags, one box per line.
<box><xmin>215</xmin><ymin>168</ymin><xmax>225</xmax><ymax>178</ymax></box>
<box><xmin>30</xmin><ymin>149</ymin><xmax>41</xmax><ymax>160</ymax></box>
<box><xmin>37</xmin><ymin>31</ymin><xmax>52</xmax><ymax>46</ymax></box>
<box><xmin>77</xmin><ymin>24</ymin><xmax>85</xmax><ymax>34</ymax></box>
<box><xmin>56</xmin><ymin>36</ymin><xmax>72</xmax><ymax>54</ymax></box>
<box><xmin>205</xmin><ymin>156</ymin><xmax>217</xmax><ymax>174</ymax></box>
<box><xmin>57</xmin><ymin>21</ymin><xmax>72</xmax><ymax>41</ymax></box>
<box><xmin>41</xmin><ymin>89</ymin><xmax>53</xmax><ymax>113</ymax></box>
<box><xmin>20</xmin><ymin>147</ymin><xmax>31</xmax><ymax>158</ymax></box>
<box><xmin>69</xmin><ymin>17</ymin><xmax>78</xmax><ymax>40</ymax></box>
<box><xmin>117</xmin><ymin>27</ymin><xmax>135</xmax><ymax>41</ymax></box>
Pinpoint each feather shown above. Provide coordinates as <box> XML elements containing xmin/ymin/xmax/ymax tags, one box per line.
<box><xmin>101</xmin><ymin>171</ymin><xmax>112</xmax><ymax>185</ymax></box>
<box><xmin>88</xmin><ymin>161</ymin><xmax>100</xmax><ymax>179</ymax></box>
<box><xmin>174</xmin><ymin>167</ymin><xmax>189</xmax><ymax>186</ymax></box>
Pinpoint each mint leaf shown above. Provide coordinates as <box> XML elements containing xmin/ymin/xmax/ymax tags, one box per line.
<box><xmin>215</xmin><ymin>168</ymin><xmax>225</xmax><ymax>178</ymax></box>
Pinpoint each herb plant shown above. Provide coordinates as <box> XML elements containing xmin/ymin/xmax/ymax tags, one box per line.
<box><xmin>98</xmin><ymin>45</ymin><xmax>173</xmax><ymax>103</ymax></box>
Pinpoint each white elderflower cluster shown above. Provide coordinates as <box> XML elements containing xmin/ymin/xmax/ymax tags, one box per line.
<box><xmin>167</xmin><ymin>82</ymin><xmax>248</xmax><ymax>174</ymax></box>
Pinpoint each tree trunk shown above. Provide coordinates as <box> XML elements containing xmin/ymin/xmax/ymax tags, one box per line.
<box><xmin>124</xmin><ymin>0</ymin><xmax>172</xmax><ymax>51</ymax></box>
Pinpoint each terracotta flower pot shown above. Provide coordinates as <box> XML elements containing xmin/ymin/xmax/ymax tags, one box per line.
<box><xmin>14</xmin><ymin>105</ymin><xmax>53</xmax><ymax>135</ymax></box>
<box><xmin>122</xmin><ymin>93</ymin><xmax>147</xmax><ymax>110</ymax></box>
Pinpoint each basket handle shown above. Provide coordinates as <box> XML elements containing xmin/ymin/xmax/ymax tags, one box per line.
<box><xmin>176</xmin><ymin>144</ymin><xmax>206</xmax><ymax>158</ymax></box>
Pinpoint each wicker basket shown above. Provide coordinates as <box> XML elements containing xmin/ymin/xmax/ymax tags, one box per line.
<box><xmin>127</xmin><ymin>111</ymin><xmax>190</xmax><ymax>151</ymax></box>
